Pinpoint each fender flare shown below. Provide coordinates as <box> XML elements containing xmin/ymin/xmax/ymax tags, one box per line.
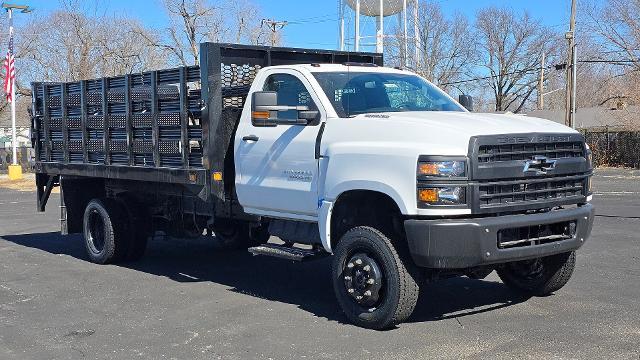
<box><xmin>318</xmin><ymin>183</ymin><xmax>408</xmax><ymax>253</ymax></box>
<box><xmin>318</xmin><ymin>200</ymin><xmax>334</xmax><ymax>253</ymax></box>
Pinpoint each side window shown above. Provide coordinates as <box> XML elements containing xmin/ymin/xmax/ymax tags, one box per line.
<box><xmin>262</xmin><ymin>73</ymin><xmax>317</xmax><ymax>120</ymax></box>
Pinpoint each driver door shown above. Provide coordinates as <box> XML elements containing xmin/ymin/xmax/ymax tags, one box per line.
<box><xmin>235</xmin><ymin>69</ymin><xmax>325</xmax><ymax>218</ymax></box>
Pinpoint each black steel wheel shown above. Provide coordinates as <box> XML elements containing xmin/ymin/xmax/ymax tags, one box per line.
<box><xmin>497</xmin><ymin>251</ymin><xmax>576</xmax><ymax>296</ymax></box>
<box><xmin>343</xmin><ymin>253</ymin><xmax>384</xmax><ymax>307</ymax></box>
<box><xmin>332</xmin><ymin>226</ymin><xmax>420</xmax><ymax>330</ymax></box>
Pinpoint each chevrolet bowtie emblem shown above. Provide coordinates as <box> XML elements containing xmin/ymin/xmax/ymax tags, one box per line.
<box><xmin>523</xmin><ymin>155</ymin><xmax>556</xmax><ymax>175</ymax></box>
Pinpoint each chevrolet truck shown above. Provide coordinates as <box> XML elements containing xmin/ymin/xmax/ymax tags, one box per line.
<box><xmin>31</xmin><ymin>43</ymin><xmax>594</xmax><ymax>329</ymax></box>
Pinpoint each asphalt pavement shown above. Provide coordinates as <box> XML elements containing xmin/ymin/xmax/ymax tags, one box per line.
<box><xmin>0</xmin><ymin>168</ymin><xmax>638</xmax><ymax>359</ymax></box>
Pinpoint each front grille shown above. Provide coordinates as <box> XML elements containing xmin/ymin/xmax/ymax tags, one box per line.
<box><xmin>478</xmin><ymin>175</ymin><xmax>586</xmax><ymax>209</ymax></box>
<box><xmin>478</xmin><ymin>142</ymin><xmax>583</xmax><ymax>163</ymax></box>
<box><xmin>497</xmin><ymin>220</ymin><xmax>576</xmax><ymax>249</ymax></box>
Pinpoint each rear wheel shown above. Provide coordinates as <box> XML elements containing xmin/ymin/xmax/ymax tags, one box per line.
<box><xmin>83</xmin><ymin>199</ymin><xmax>128</xmax><ymax>264</ymax></box>
<box><xmin>332</xmin><ymin>226</ymin><xmax>420</xmax><ymax>330</ymax></box>
<box><xmin>497</xmin><ymin>251</ymin><xmax>576</xmax><ymax>296</ymax></box>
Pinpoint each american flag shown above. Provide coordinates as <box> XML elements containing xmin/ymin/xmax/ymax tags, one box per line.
<box><xmin>3</xmin><ymin>26</ymin><xmax>15</xmax><ymax>103</ymax></box>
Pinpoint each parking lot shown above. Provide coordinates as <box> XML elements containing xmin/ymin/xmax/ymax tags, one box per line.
<box><xmin>0</xmin><ymin>168</ymin><xmax>638</xmax><ymax>360</ymax></box>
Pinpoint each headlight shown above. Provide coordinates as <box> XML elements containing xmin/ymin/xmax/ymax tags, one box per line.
<box><xmin>418</xmin><ymin>186</ymin><xmax>466</xmax><ymax>205</ymax></box>
<box><xmin>586</xmin><ymin>150</ymin><xmax>593</xmax><ymax>169</ymax></box>
<box><xmin>418</xmin><ymin>160</ymin><xmax>466</xmax><ymax>178</ymax></box>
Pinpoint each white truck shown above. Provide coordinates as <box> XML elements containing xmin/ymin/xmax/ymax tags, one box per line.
<box><xmin>32</xmin><ymin>43</ymin><xmax>594</xmax><ymax>329</ymax></box>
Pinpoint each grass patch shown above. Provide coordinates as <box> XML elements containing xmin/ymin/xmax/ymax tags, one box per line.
<box><xmin>0</xmin><ymin>175</ymin><xmax>59</xmax><ymax>193</ymax></box>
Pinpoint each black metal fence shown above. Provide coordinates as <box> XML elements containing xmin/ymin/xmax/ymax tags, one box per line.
<box><xmin>0</xmin><ymin>147</ymin><xmax>34</xmax><ymax>171</ymax></box>
<box><xmin>581</xmin><ymin>127</ymin><xmax>640</xmax><ymax>169</ymax></box>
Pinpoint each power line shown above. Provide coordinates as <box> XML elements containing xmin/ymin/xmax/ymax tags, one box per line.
<box><xmin>261</xmin><ymin>19</ymin><xmax>288</xmax><ymax>46</ymax></box>
<box><xmin>441</xmin><ymin>57</ymin><xmax>638</xmax><ymax>86</ymax></box>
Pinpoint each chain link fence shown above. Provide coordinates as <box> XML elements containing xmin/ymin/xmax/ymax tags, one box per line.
<box><xmin>581</xmin><ymin>127</ymin><xmax>640</xmax><ymax>169</ymax></box>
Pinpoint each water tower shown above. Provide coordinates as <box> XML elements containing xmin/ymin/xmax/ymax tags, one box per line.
<box><xmin>338</xmin><ymin>0</ymin><xmax>418</xmax><ymax>60</ymax></box>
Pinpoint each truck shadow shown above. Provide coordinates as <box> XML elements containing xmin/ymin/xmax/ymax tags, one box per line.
<box><xmin>2</xmin><ymin>232</ymin><xmax>530</xmax><ymax>327</ymax></box>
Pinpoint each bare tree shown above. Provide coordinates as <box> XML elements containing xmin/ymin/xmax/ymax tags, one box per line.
<box><xmin>19</xmin><ymin>4</ymin><xmax>165</xmax><ymax>83</ymax></box>
<box><xmin>582</xmin><ymin>0</ymin><xmax>640</xmax><ymax>105</ymax></box>
<box><xmin>139</xmin><ymin>0</ymin><xmax>275</xmax><ymax>67</ymax></box>
<box><xmin>410</xmin><ymin>2</ymin><xmax>476</xmax><ymax>92</ymax></box>
<box><xmin>587</xmin><ymin>0</ymin><xmax>640</xmax><ymax>71</ymax></box>
<box><xmin>476</xmin><ymin>7</ymin><xmax>559</xmax><ymax>112</ymax></box>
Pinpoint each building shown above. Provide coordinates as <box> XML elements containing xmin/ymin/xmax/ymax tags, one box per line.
<box><xmin>527</xmin><ymin>106</ymin><xmax>640</xmax><ymax>130</ymax></box>
<box><xmin>0</xmin><ymin>97</ymin><xmax>31</xmax><ymax>148</ymax></box>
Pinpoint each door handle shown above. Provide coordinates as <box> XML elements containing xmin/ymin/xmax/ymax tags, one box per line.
<box><xmin>242</xmin><ymin>135</ymin><xmax>259</xmax><ymax>142</ymax></box>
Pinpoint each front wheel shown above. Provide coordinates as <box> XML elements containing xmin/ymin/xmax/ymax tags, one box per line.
<box><xmin>497</xmin><ymin>251</ymin><xmax>576</xmax><ymax>296</ymax></box>
<box><xmin>332</xmin><ymin>226</ymin><xmax>421</xmax><ymax>330</ymax></box>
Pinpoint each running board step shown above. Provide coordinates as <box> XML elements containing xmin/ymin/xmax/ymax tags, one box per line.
<box><xmin>248</xmin><ymin>244</ymin><xmax>328</xmax><ymax>262</ymax></box>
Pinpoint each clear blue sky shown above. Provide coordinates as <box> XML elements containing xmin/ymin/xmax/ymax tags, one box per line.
<box><xmin>22</xmin><ymin>0</ymin><xmax>576</xmax><ymax>49</ymax></box>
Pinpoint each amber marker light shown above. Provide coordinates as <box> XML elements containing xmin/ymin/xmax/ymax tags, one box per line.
<box><xmin>252</xmin><ymin>111</ymin><xmax>270</xmax><ymax>119</ymax></box>
<box><xmin>212</xmin><ymin>172</ymin><xmax>223</xmax><ymax>181</ymax></box>
<box><xmin>418</xmin><ymin>163</ymin><xmax>439</xmax><ymax>176</ymax></box>
<box><xmin>418</xmin><ymin>188</ymin><xmax>438</xmax><ymax>203</ymax></box>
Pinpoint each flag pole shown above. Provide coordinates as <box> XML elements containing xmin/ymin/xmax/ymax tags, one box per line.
<box><xmin>9</xmin><ymin>7</ymin><xmax>16</xmax><ymax>167</ymax></box>
<box><xmin>2</xmin><ymin>2</ymin><xmax>33</xmax><ymax>181</ymax></box>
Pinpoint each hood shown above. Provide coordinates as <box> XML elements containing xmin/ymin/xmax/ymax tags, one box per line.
<box><xmin>326</xmin><ymin>111</ymin><xmax>578</xmax><ymax>156</ymax></box>
<box><xmin>368</xmin><ymin>111</ymin><xmax>575</xmax><ymax>136</ymax></box>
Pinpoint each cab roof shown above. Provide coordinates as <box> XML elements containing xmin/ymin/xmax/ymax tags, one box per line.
<box><xmin>264</xmin><ymin>63</ymin><xmax>413</xmax><ymax>75</ymax></box>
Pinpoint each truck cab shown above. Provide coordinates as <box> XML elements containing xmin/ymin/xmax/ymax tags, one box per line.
<box><xmin>234</xmin><ymin>63</ymin><xmax>594</xmax><ymax>328</ymax></box>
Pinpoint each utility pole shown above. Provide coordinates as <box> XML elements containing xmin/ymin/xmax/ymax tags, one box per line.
<box><xmin>538</xmin><ymin>52</ymin><xmax>545</xmax><ymax>110</ymax></box>
<box><xmin>2</xmin><ymin>2</ymin><xmax>33</xmax><ymax>181</ymax></box>
<box><xmin>261</xmin><ymin>19</ymin><xmax>288</xmax><ymax>47</ymax></box>
<box><xmin>564</xmin><ymin>0</ymin><xmax>577</xmax><ymax>128</ymax></box>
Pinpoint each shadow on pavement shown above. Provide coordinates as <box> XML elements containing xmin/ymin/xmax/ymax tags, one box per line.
<box><xmin>2</xmin><ymin>231</ymin><xmax>529</xmax><ymax>327</ymax></box>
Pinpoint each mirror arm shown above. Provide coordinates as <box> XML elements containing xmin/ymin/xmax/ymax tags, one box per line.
<box><xmin>275</xmin><ymin>118</ymin><xmax>309</xmax><ymax>126</ymax></box>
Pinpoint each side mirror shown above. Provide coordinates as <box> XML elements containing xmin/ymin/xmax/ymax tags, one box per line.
<box><xmin>458</xmin><ymin>95</ymin><xmax>474</xmax><ymax>112</ymax></box>
<box><xmin>252</xmin><ymin>91</ymin><xmax>278</xmax><ymax>127</ymax></box>
<box><xmin>251</xmin><ymin>91</ymin><xmax>318</xmax><ymax>126</ymax></box>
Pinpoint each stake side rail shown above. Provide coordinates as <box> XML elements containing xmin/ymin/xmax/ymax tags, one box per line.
<box><xmin>30</xmin><ymin>42</ymin><xmax>383</xmax><ymax>201</ymax></box>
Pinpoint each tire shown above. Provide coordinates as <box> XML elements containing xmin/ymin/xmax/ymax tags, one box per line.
<box><xmin>332</xmin><ymin>226</ymin><xmax>421</xmax><ymax>330</ymax></box>
<box><xmin>82</xmin><ymin>199</ymin><xmax>128</xmax><ymax>264</ymax></box>
<box><xmin>497</xmin><ymin>251</ymin><xmax>576</xmax><ymax>296</ymax></box>
<box><xmin>214</xmin><ymin>222</ymin><xmax>269</xmax><ymax>250</ymax></box>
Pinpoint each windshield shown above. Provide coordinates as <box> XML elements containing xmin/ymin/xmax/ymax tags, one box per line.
<box><xmin>312</xmin><ymin>72</ymin><xmax>465</xmax><ymax>117</ymax></box>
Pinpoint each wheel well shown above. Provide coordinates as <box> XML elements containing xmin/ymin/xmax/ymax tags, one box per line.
<box><xmin>330</xmin><ymin>190</ymin><xmax>403</xmax><ymax>249</ymax></box>
<box><xmin>62</xmin><ymin>178</ymin><xmax>106</xmax><ymax>234</ymax></box>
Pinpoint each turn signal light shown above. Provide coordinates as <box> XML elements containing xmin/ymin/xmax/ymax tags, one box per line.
<box><xmin>252</xmin><ymin>111</ymin><xmax>270</xmax><ymax>119</ymax></box>
<box><xmin>418</xmin><ymin>188</ymin><xmax>438</xmax><ymax>203</ymax></box>
<box><xmin>212</xmin><ymin>172</ymin><xmax>223</xmax><ymax>181</ymax></box>
<box><xmin>418</xmin><ymin>163</ymin><xmax>439</xmax><ymax>176</ymax></box>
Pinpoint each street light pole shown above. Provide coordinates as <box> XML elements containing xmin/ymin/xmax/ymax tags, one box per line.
<box><xmin>2</xmin><ymin>2</ymin><xmax>32</xmax><ymax>180</ymax></box>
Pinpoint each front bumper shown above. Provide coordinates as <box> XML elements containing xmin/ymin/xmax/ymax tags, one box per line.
<box><xmin>404</xmin><ymin>204</ymin><xmax>594</xmax><ymax>269</ymax></box>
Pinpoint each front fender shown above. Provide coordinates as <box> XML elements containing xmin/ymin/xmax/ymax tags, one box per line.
<box><xmin>324</xmin><ymin>180</ymin><xmax>410</xmax><ymax>215</ymax></box>
<box><xmin>320</xmin><ymin>145</ymin><xmax>419</xmax><ymax>216</ymax></box>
